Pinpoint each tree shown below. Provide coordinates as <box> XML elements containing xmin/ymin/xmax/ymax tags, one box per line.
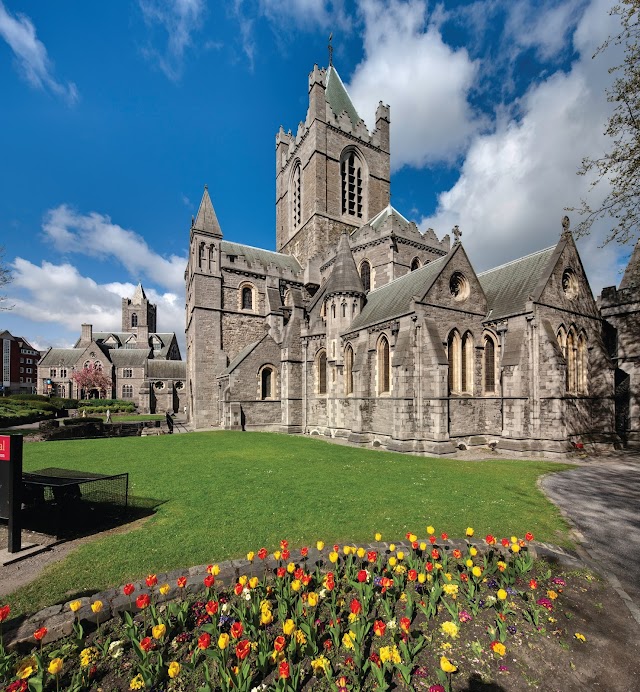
<box><xmin>71</xmin><ymin>364</ymin><xmax>113</xmax><ymax>399</ymax></box>
<box><xmin>0</xmin><ymin>246</ymin><xmax>12</xmax><ymax>310</ymax></box>
<box><xmin>570</xmin><ymin>0</ymin><xmax>640</xmax><ymax>244</ymax></box>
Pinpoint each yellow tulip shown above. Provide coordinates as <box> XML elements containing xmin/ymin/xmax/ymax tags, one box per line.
<box><xmin>397</xmin><ymin>551</ymin><xmax>404</xmax><ymax>560</ymax></box>
<box><xmin>316</xmin><ymin>541</ymin><xmax>325</xmax><ymax>551</ymax></box>
<box><xmin>357</xmin><ymin>547</ymin><xmax>365</xmax><ymax>558</ymax></box>
<box><xmin>420</xmin><ymin>541</ymin><xmax>427</xmax><ymax>551</ymax></box>
<box><xmin>159</xmin><ymin>584</ymin><xmax>170</xmax><ymax>596</ymax></box>
<box><xmin>218</xmin><ymin>633</ymin><xmax>230</xmax><ymax>650</ymax></box>
<box><xmin>249</xmin><ymin>576</ymin><xmax>259</xmax><ymax>589</ymax></box>
<box><xmin>168</xmin><ymin>662</ymin><xmax>180</xmax><ymax>678</ymax></box>
<box><xmin>247</xmin><ymin>551</ymin><xmax>255</xmax><ymax>562</ymax></box>
<box><xmin>469</xmin><ymin>547</ymin><xmax>477</xmax><ymax>556</ymax></box>
<box><xmin>274</xmin><ymin>550</ymin><xmax>281</xmax><ymax>561</ymax></box>
<box><xmin>48</xmin><ymin>658</ymin><xmax>63</xmax><ymax>676</ymax></box>
<box><xmin>287</xmin><ymin>562</ymin><xmax>296</xmax><ymax>574</ymax></box>
<box><xmin>472</xmin><ymin>566</ymin><xmax>482</xmax><ymax>578</ymax></box>
<box><xmin>210</xmin><ymin>564</ymin><xmax>220</xmax><ymax>576</ymax></box>
<box><xmin>69</xmin><ymin>600</ymin><xmax>81</xmax><ymax>613</ymax></box>
<box><xmin>466</xmin><ymin>559</ymin><xmax>473</xmax><ymax>568</ymax></box>
<box><xmin>440</xmin><ymin>656</ymin><xmax>457</xmax><ymax>673</ymax></box>
<box><xmin>465</xmin><ymin>527</ymin><xmax>474</xmax><ymax>537</ymax></box>
<box><xmin>283</xmin><ymin>619</ymin><xmax>295</xmax><ymax>636</ymax></box>
<box><xmin>417</xmin><ymin>573</ymin><xmax>426</xmax><ymax>584</ymax></box>
<box><xmin>343</xmin><ymin>545</ymin><xmax>351</xmax><ymax>555</ymax></box>
<box><xmin>388</xmin><ymin>556</ymin><xmax>397</xmax><ymax>567</ymax></box>
<box><xmin>389</xmin><ymin>543</ymin><xmax>396</xmax><ymax>552</ymax></box>
<box><xmin>260</xmin><ymin>610</ymin><xmax>273</xmax><ymax>625</ymax></box>
<box><xmin>152</xmin><ymin>623</ymin><xmax>166</xmax><ymax>639</ymax></box>
<box><xmin>374</xmin><ymin>532</ymin><xmax>382</xmax><ymax>541</ymax></box>
<box><xmin>329</xmin><ymin>551</ymin><xmax>339</xmax><ymax>563</ymax></box>
<box><xmin>307</xmin><ymin>592</ymin><xmax>319</xmax><ymax>607</ymax></box>
<box><xmin>408</xmin><ymin>533</ymin><xmax>417</xmax><ymax>542</ymax></box>
<box><xmin>91</xmin><ymin>600</ymin><xmax>103</xmax><ymax>614</ymax></box>
<box><xmin>510</xmin><ymin>536</ymin><xmax>518</xmax><ymax>544</ymax></box>
<box><xmin>497</xmin><ymin>589</ymin><xmax>508</xmax><ymax>600</ymax></box>
<box><xmin>291</xmin><ymin>579</ymin><xmax>301</xmax><ymax>592</ymax></box>
<box><xmin>239</xmin><ymin>575</ymin><xmax>248</xmax><ymax>586</ymax></box>
<box><xmin>511</xmin><ymin>543</ymin><xmax>521</xmax><ymax>553</ymax></box>
<box><xmin>426</xmin><ymin>525</ymin><xmax>435</xmax><ymax>535</ymax></box>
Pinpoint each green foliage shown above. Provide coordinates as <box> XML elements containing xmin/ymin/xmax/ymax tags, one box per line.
<box><xmin>5</xmin><ymin>432</ymin><xmax>574</xmax><ymax>617</ymax></box>
<box><xmin>78</xmin><ymin>399</ymin><xmax>136</xmax><ymax>412</ymax></box>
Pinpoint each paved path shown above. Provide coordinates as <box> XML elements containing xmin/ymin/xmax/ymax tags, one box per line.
<box><xmin>541</xmin><ymin>453</ymin><xmax>640</xmax><ymax>619</ymax></box>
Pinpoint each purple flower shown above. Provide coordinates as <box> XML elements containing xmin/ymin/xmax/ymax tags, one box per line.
<box><xmin>498</xmin><ymin>665</ymin><xmax>509</xmax><ymax>672</ymax></box>
<box><xmin>551</xmin><ymin>577</ymin><xmax>566</xmax><ymax>586</ymax></box>
<box><xmin>506</xmin><ymin>586</ymin><xmax>517</xmax><ymax>596</ymax></box>
<box><xmin>507</xmin><ymin>625</ymin><xmax>517</xmax><ymax>635</ymax></box>
<box><xmin>536</xmin><ymin>597</ymin><xmax>553</xmax><ymax>611</ymax></box>
<box><xmin>488</xmin><ymin>578</ymin><xmax>499</xmax><ymax>590</ymax></box>
<box><xmin>459</xmin><ymin>610</ymin><xmax>473</xmax><ymax>623</ymax></box>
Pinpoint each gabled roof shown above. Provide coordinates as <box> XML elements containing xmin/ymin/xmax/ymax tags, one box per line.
<box><xmin>367</xmin><ymin>205</ymin><xmax>411</xmax><ymax>231</ymax></box>
<box><xmin>193</xmin><ymin>186</ymin><xmax>222</xmax><ymax>237</ymax></box>
<box><xmin>147</xmin><ymin>360</ymin><xmax>186</xmax><ymax>379</ymax></box>
<box><xmin>221</xmin><ymin>240</ymin><xmax>302</xmax><ymax>274</ymax></box>
<box><xmin>325</xmin><ymin>65</ymin><xmax>361</xmax><ymax>126</ymax></box>
<box><xmin>478</xmin><ymin>246</ymin><xmax>556</xmax><ymax>320</ymax></box>
<box><xmin>347</xmin><ymin>254</ymin><xmax>449</xmax><ymax>331</ymax></box>
<box><xmin>109</xmin><ymin>350</ymin><xmax>150</xmax><ymax>367</ymax></box>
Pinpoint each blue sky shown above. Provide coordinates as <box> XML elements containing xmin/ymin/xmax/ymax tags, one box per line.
<box><xmin>0</xmin><ymin>0</ymin><xmax>630</xmax><ymax>355</ymax></box>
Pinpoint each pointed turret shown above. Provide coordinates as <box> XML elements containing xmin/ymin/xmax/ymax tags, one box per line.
<box><xmin>132</xmin><ymin>282</ymin><xmax>147</xmax><ymax>304</ymax></box>
<box><xmin>325</xmin><ymin>65</ymin><xmax>362</xmax><ymax>127</ymax></box>
<box><xmin>619</xmin><ymin>239</ymin><xmax>640</xmax><ymax>290</ymax></box>
<box><xmin>193</xmin><ymin>185</ymin><xmax>222</xmax><ymax>238</ymax></box>
<box><xmin>325</xmin><ymin>232</ymin><xmax>365</xmax><ymax>298</ymax></box>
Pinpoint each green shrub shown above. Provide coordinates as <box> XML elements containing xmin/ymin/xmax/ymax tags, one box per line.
<box><xmin>50</xmin><ymin>397</ymin><xmax>79</xmax><ymax>409</ymax></box>
<box><xmin>78</xmin><ymin>398</ymin><xmax>135</xmax><ymax>409</ymax></box>
<box><xmin>6</xmin><ymin>394</ymin><xmax>50</xmax><ymax>402</ymax></box>
<box><xmin>62</xmin><ymin>417</ymin><xmax>103</xmax><ymax>426</ymax></box>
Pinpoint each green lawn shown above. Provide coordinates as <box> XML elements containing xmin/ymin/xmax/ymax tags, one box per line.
<box><xmin>7</xmin><ymin>432</ymin><xmax>573</xmax><ymax>615</ymax></box>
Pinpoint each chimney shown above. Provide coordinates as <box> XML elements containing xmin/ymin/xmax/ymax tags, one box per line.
<box><xmin>80</xmin><ymin>324</ymin><xmax>93</xmax><ymax>346</ymax></box>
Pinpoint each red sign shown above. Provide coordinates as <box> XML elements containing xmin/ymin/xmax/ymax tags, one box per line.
<box><xmin>0</xmin><ymin>436</ymin><xmax>10</xmax><ymax>461</ymax></box>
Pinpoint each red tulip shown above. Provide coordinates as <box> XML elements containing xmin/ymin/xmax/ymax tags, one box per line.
<box><xmin>373</xmin><ymin>620</ymin><xmax>386</xmax><ymax>636</ymax></box>
<box><xmin>205</xmin><ymin>600</ymin><xmax>219</xmax><ymax>616</ymax></box>
<box><xmin>280</xmin><ymin>539</ymin><xmax>289</xmax><ymax>550</ymax></box>
<box><xmin>350</xmin><ymin>598</ymin><xmax>362</xmax><ymax>615</ymax></box>
<box><xmin>140</xmin><ymin>637</ymin><xmax>153</xmax><ymax>652</ymax></box>
<box><xmin>294</xmin><ymin>567</ymin><xmax>304</xmax><ymax>580</ymax></box>
<box><xmin>357</xmin><ymin>569</ymin><xmax>367</xmax><ymax>583</ymax></box>
<box><xmin>501</xmin><ymin>538</ymin><xmax>510</xmax><ymax>547</ymax></box>
<box><xmin>452</xmin><ymin>549</ymin><xmax>462</xmax><ymax>559</ymax></box>
<box><xmin>426</xmin><ymin>562</ymin><xmax>434</xmax><ymax>572</ymax></box>
<box><xmin>145</xmin><ymin>574</ymin><xmax>158</xmax><ymax>588</ymax></box>
<box><xmin>230</xmin><ymin>621</ymin><xmax>243</xmax><ymax>639</ymax></box>
<box><xmin>431</xmin><ymin>549</ymin><xmax>439</xmax><ymax>559</ymax></box>
<box><xmin>277</xmin><ymin>567</ymin><xmax>286</xmax><ymax>578</ymax></box>
<box><xmin>408</xmin><ymin>569</ymin><xmax>417</xmax><ymax>581</ymax></box>
<box><xmin>198</xmin><ymin>633</ymin><xmax>211</xmax><ymax>649</ymax></box>
<box><xmin>301</xmin><ymin>574</ymin><xmax>312</xmax><ymax>586</ymax></box>
<box><xmin>441</xmin><ymin>532</ymin><xmax>448</xmax><ymax>540</ymax></box>
<box><xmin>33</xmin><ymin>627</ymin><xmax>47</xmax><ymax>641</ymax></box>
<box><xmin>400</xmin><ymin>617</ymin><xmax>410</xmax><ymax>634</ymax></box>
<box><xmin>274</xmin><ymin>635</ymin><xmax>286</xmax><ymax>651</ymax></box>
<box><xmin>234</xmin><ymin>583</ymin><xmax>243</xmax><ymax>596</ymax></box>
<box><xmin>300</xmin><ymin>546</ymin><xmax>309</xmax><ymax>557</ymax></box>
<box><xmin>367</xmin><ymin>551</ymin><xmax>377</xmax><ymax>562</ymax></box>
<box><xmin>0</xmin><ymin>605</ymin><xmax>10</xmax><ymax>622</ymax></box>
<box><xmin>204</xmin><ymin>575</ymin><xmax>215</xmax><ymax>588</ymax></box>
<box><xmin>123</xmin><ymin>584</ymin><xmax>135</xmax><ymax>596</ymax></box>
<box><xmin>525</xmin><ymin>532</ymin><xmax>534</xmax><ymax>542</ymax></box>
<box><xmin>529</xmin><ymin>579</ymin><xmax>538</xmax><ymax>590</ymax></box>
<box><xmin>136</xmin><ymin>594</ymin><xmax>150</xmax><ymax>609</ymax></box>
<box><xmin>236</xmin><ymin>639</ymin><xmax>251</xmax><ymax>660</ymax></box>
<box><xmin>486</xmin><ymin>534</ymin><xmax>496</xmax><ymax>545</ymax></box>
<box><xmin>177</xmin><ymin>576</ymin><xmax>187</xmax><ymax>588</ymax></box>
<box><xmin>282</xmin><ymin>549</ymin><xmax>290</xmax><ymax>561</ymax></box>
<box><xmin>258</xmin><ymin>548</ymin><xmax>268</xmax><ymax>560</ymax></box>
<box><xmin>429</xmin><ymin>535</ymin><xmax>437</xmax><ymax>544</ymax></box>
<box><xmin>278</xmin><ymin>660</ymin><xmax>290</xmax><ymax>679</ymax></box>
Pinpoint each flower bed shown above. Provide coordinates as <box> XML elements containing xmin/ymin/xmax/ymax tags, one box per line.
<box><xmin>0</xmin><ymin>529</ymin><xmax>588</xmax><ymax>691</ymax></box>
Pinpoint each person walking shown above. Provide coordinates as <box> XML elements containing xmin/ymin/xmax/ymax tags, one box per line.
<box><xmin>105</xmin><ymin>408</ymin><xmax>112</xmax><ymax>423</ymax></box>
<box><xmin>165</xmin><ymin>411</ymin><xmax>174</xmax><ymax>434</ymax></box>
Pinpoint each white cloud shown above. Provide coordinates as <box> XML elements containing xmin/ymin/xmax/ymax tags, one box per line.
<box><xmin>258</xmin><ymin>0</ymin><xmax>349</xmax><ymax>29</ymax></box>
<box><xmin>42</xmin><ymin>205</ymin><xmax>187</xmax><ymax>293</ymax></box>
<box><xmin>9</xmin><ymin>258</ymin><xmax>185</xmax><ymax>353</ymax></box>
<box><xmin>347</xmin><ymin>0</ymin><xmax>482</xmax><ymax>170</ymax></box>
<box><xmin>139</xmin><ymin>0</ymin><xmax>206</xmax><ymax>80</ymax></box>
<box><xmin>0</xmin><ymin>1</ymin><xmax>78</xmax><ymax>103</ymax></box>
<box><xmin>420</xmin><ymin>0</ymin><xmax>627</xmax><ymax>294</ymax></box>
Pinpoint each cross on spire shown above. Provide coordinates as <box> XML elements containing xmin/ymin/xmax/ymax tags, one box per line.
<box><xmin>328</xmin><ymin>33</ymin><xmax>333</xmax><ymax>67</ymax></box>
<box><xmin>452</xmin><ymin>225</ymin><xmax>462</xmax><ymax>244</ymax></box>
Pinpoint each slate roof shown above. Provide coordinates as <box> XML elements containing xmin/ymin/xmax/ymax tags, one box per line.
<box><xmin>131</xmin><ymin>282</ymin><xmax>147</xmax><ymax>304</ymax></box>
<box><xmin>478</xmin><ymin>246</ymin><xmax>556</xmax><ymax>320</ymax></box>
<box><xmin>147</xmin><ymin>360</ymin><xmax>186</xmax><ymax>379</ymax></box>
<box><xmin>347</xmin><ymin>254</ymin><xmax>449</xmax><ymax>331</ymax></box>
<box><xmin>222</xmin><ymin>338</ymin><xmax>263</xmax><ymax>375</ymax></box>
<box><xmin>368</xmin><ymin>205</ymin><xmax>411</xmax><ymax>231</ymax></box>
<box><xmin>38</xmin><ymin>348</ymin><xmax>82</xmax><ymax>367</ymax></box>
<box><xmin>221</xmin><ymin>241</ymin><xmax>302</xmax><ymax>274</ymax></box>
<box><xmin>325</xmin><ymin>66</ymin><xmax>361</xmax><ymax>126</ymax></box>
<box><xmin>109</xmin><ymin>350</ymin><xmax>150</xmax><ymax>367</ymax></box>
<box><xmin>619</xmin><ymin>239</ymin><xmax>640</xmax><ymax>290</ymax></box>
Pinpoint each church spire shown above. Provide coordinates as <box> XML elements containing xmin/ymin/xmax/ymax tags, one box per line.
<box><xmin>193</xmin><ymin>184</ymin><xmax>222</xmax><ymax>238</ymax></box>
<box><xmin>132</xmin><ymin>282</ymin><xmax>147</xmax><ymax>304</ymax></box>
<box><xmin>619</xmin><ymin>238</ymin><xmax>640</xmax><ymax>290</ymax></box>
<box><xmin>324</xmin><ymin>231</ymin><xmax>365</xmax><ymax>298</ymax></box>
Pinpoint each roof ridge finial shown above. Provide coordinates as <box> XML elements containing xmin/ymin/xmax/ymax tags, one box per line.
<box><xmin>561</xmin><ymin>214</ymin><xmax>570</xmax><ymax>237</ymax></box>
<box><xmin>328</xmin><ymin>32</ymin><xmax>333</xmax><ymax>67</ymax></box>
<box><xmin>452</xmin><ymin>225</ymin><xmax>462</xmax><ymax>244</ymax></box>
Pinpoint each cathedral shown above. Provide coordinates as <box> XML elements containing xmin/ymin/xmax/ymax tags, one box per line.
<box><xmin>185</xmin><ymin>61</ymin><xmax>633</xmax><ymax>456</ymax></box>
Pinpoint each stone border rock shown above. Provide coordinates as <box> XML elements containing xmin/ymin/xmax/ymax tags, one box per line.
<box><xmin>3</xmin><ymin>539</ymin><xmax>581</xmax><ymax>650</ymax></box>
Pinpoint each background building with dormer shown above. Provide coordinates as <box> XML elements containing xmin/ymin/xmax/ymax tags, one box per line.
<box><xmin>38</xmin><ymin>283</ymin><xmax>185</xmax><ymax>412</ymax></box>
<box><xmin>184</xmin><ymin>61</ymin><xmax>624</xmax><ymax>455</ymax></box>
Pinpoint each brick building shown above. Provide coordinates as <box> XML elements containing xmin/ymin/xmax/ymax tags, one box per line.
<box><xmin>186</xmin><ymin>62</ymin><xmax>622</xmax><ymax>455</ymax></box>
<box><xmin>38</xmin><ymin>284</ymin><xmax>186</xmax><ymax>412</ymax></box>
<box><xmin>0</xmin><ymin>330</ymin><xmax>39</xmax><ymax>394</ymax></box>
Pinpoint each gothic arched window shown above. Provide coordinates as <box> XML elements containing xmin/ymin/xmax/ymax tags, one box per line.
<box><xmin>577</xmin><ymin>332</ymin><xmax>588</xmax><ymax>394</ymax></box>
<box><xmin>448</xmin><ymin>330</ymin><xmax>460</xmax><ymax>394</ymax></box>
<box><xmin>483</xmin><ymin>334</ymin><xmax>497</xmax><ymax>393</ymax></box>
<box><xmin>377</xmin><ymin>335</ymin><xmax>390</xmax><ymax>394</ymax></box>
<box><xmin>239</xmin><ymin>283</ymin><xmax>256</xmax><ymax>312</ymax></box>
<box><xmin>461</xmin><ymin>332</ymin><xmax>474</xmax><ymax>393</ymax></box>
<box><xmin>317</xmin><ymin>349</ymin><xmax>327</xmax><ymax>395</ymax></box>
<box><xmin>360</xmin><ymin>260</ymin><xmax>371</xmax><ymax>292</ymax></box>
<box><xmin>260</xmin><ymin>366</ymin><xmax>275</xmax><ymax>400</ymax></box>
<box><xmin>567</xmin><ymin>329</ymin><xmax>577</xmax><ymax>393</ymax></box>
<box><xmin>131</xmin><ymin>313</ymin><xmax>138</xmax><ymax>328</ymax></box>
<box><xmin>341</xmin><ymin>149</ymin><xmax>365</xmax><ymax>218</ymax></box>
<box><xmin>411</xmin><ymin>257</ymin><xmax>421</xmax><ymax>271</ymax></box>
<box><xmin>345</xmin><ymin>344</ymin><xmax>354</xmax><ymax>395</ymax></box>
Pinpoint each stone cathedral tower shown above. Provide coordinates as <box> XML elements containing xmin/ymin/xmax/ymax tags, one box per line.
<box><xmin>275</xmin><ymin>65</ymin><xmax>391</xmax><ymax>267</ymax></box>
<box><xmin>122</xmin><ymin>283</ymin><xmax>157</xmax><ymax>349</ymax></box>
